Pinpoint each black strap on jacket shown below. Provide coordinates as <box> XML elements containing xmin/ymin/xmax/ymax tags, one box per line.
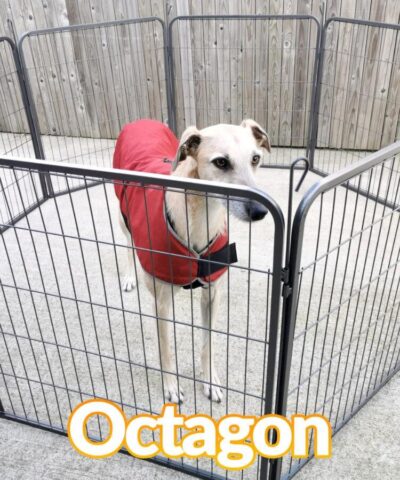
<box><xmin>183</xmin><ymin>242</ymin><xmax>238</xmax><ymax>290</ymax></box>
<box><xmin>197</xmin><ymin>242</ymin><xmax>238</xmax><ymax>278</ymax></box>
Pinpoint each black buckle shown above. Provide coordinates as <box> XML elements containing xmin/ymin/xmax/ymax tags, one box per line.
<box><xmin>197</xmin><ymin>242</ymin><xmax>238</xmax><ymax>278</ymax></box>
<box><xmin>182</xmin><ymin>279</ymin><xmax>204</xmax><ymax>290</ymax></box>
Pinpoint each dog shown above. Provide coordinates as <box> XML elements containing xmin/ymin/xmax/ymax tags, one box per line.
<box><xmin>113</xmin><ymin>119</ymin><xmax>271</xmax><ymax>404</ymax></box>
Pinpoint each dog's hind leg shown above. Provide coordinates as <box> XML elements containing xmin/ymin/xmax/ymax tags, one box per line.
<box><xmin>117</xmin><ymin>211</ymin><xmax>136</xmax><ymax>292</ymax></box>
<box><xmin>201</xmin><ymin>281</ymin><xmax>223</xmax><ymax>402</ymax></box>
<box><xmin>145</xmin><ymin>275</ymin><xmax>184</xmax><ymax>404</ymax></box>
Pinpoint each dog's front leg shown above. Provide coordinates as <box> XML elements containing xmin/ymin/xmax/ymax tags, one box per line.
<box><xmin>148</xmin><ymin>279</ymin><xmax>184</xmax><ymax>404</ymax></box>
<box><xmin>117</xmin><ymin>210</ymin><xmax>136</xmax><ymax>292</ymax></box>
<box><xmin>201</xmin><ymin>281</ymin><xmax>223</xmax><ymax>402</ymax></box>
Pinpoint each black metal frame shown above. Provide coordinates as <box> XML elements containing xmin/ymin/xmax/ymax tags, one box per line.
<box><xmin>273</xmin><ymin>140</ymin><xmax>400</xmax><ymax>479</ymax></box>
<box><xmin>1</xmin><ymin>13</ymin><xmax>400</xmax><ymax>480</ymax></box>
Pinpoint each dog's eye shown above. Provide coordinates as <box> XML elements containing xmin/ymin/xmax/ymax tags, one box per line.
<box><xmin>212</xmin><ymin>157</ymin><xmax>230</xmax><ymax>170</ymax></box>
<box><xmin>252</xmin><ymin>155</ymin><xmax>261</xmax><ymax>166</ymax></box>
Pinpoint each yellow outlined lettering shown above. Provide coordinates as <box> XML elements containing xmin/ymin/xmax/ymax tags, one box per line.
<box><xmin>67</xmin><ymin>400</ymin><xmax>332</xmax><ymax>467</ymax></box>
<box><xmin>292</xmin><ymin>414</ymin><xmax>332</xmax><ymax>458</ymax></box>
<box><xmin>67</xmin><ymin>399</ymin><xmax>126</xmax><ymax>459</ymax></box>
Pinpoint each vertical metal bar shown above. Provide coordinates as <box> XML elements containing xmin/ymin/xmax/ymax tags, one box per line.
<box><xmin>1</xmin><ymin>38</ymin><xmax>41</xmax><ymax>161</ymax></box>
<box><xmin>0</xmin><ymin>37</ymin><xmax>50</xmax><ymax>201</ymax></box>
<box><xmin>286</xmin><ymin>157</ymin><xmax>310</xmax><ymax>266</ymax></box>
<box><xmin>167</xmin><ymin>19</ymin><xmax>178</xmax><ymax>134</ymax></box>
<box><xmin>306</xmin><ymin>20</ymin><xmax>326</xmax><ymax>170</ymax></box>
<box><xmin>260</xmin><ymin>204</ymin><xmax>285</xmax><ymax>480</ymax></box>
<box><xmin>12</xmin><ymin>36</ymin><xmax>53</xmax><ymax>197</ymax></box>
<box><xmin>164</xmin><ymin>18</ymin><xmax>176</xmax><ymax>133</ymax></box>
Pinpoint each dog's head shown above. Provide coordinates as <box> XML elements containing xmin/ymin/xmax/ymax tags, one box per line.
<box><xmin>172</xmin><ymin>119</ymin><xmax>271</xmax><ymax>222</ymax></box>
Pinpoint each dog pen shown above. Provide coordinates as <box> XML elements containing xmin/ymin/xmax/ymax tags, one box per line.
<box><xmin>0</xmin><ymin>13</ymin><xmax>399</xmax><ymax>480</ymax></box>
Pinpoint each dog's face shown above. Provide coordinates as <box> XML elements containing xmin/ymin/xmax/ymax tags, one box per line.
<box><xmin>173</xmin><ymin>119</ymin><xmax>271</xmax><ymax>221</ymax></box>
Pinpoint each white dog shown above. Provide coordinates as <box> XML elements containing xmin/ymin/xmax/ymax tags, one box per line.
<box><xmin>113</xmin><ymin>119</ymin><xmax>270</xmax><ymax>403</ymax></box>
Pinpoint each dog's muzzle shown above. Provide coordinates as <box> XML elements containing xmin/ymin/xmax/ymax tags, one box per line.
<box><xmin>246</xmin><ymin>200</ymin><xmax>268</xmax><ymax>221</ymax></box>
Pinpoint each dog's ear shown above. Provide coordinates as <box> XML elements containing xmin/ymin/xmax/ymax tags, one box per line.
<box><xmin>172</xmin><ymin>126</ymin><xmax>202</xmax><ymax>171</ymax></box>
<box><xmin>241</xmin><ymin>119</ymin><xmax>271</xmax><ymax>153</ymax></box>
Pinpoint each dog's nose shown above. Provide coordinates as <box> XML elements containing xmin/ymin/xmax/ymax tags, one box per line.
<box><xmin>246</xmin><ymin>201</ymin><xmax>268</xmax><ymax>221</ymax></box>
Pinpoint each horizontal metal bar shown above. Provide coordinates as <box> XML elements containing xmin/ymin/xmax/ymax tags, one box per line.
<box><xmin>0</xmin><ymin>156</ymin><xmax>284</xmax><ymax>222</ymax></box>
<box><xmin>18</xmin><ymin>16</ymin><xmax>165</xmax><ymax>45</ymax></box>
<box><xmin>170</xmin><ymin>13</ymin><xmax>320</xmax><ymax>26</ymax></box>
<box><xmin>326</xmin><ymin>15</ymin><xmax>400</xmax><ymax>31</ymax></box>
<box><xmin>261</xmin><ymin>164</ymin><xmax>305</xmax><ymax>170</ymax></box>
<box><xmin>49</xmin><ymin>179</ymin><xmax>104</xmax><ymax>198</ymax></box>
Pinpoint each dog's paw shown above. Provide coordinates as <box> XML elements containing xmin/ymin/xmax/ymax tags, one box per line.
<box><xmin>164</xmin><ymin>375</ymin><xmax>184</xmax><ymax>404</ymax></box>
<box><xmin>122</xmin><ymin>275</ymin><xmax>135</xmax><ymax>292</ymax></box>
<box><xmin>203</xmin><ymin>371</ymin><xmax>223</xmax><ymax>403</ymax></box>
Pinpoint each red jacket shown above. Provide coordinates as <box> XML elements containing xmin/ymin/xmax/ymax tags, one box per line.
<box><xmin>113</xmin><ymin>119</ymin><xmax>236</xmax><ymax>288</ymax></box>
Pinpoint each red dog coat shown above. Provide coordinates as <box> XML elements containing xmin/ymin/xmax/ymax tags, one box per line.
<box><xmin>113</xmin><ymin>119</ymin><xmax>237</xmax><ymax>288</ymax></box>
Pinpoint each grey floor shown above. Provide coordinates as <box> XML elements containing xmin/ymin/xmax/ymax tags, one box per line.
<box><xmin>1</xmin><ymin>372</ymin><xmax>399</xmax><ymax>479</ymax></box>
<box><xmin>1</xmin><ymin>141</ymin><xmax>399</xmax><ymax>479</ymax></box>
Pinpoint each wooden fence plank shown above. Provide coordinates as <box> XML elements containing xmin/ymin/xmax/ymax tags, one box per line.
<box><xmin>0</xmin><ymin>41</ymin><xmax>27</xmax><ymax>134</ymax></box>
<box><xmin>228</xmin><ymin>0</ymin><xmax>242</xmax><ymax>126</ymax></box>
<box><xmin>267</xmin><ymin>0</ymin><xmax>283</xmax><ymax>146</ymax></box>
<box><xmin>329</xmin><ymin>0</ymin><xmax>357</xmax><ymax>153</ymax></box>
<box><xmin>366</xmin><ymin>0</ymin><xmax>400</xmax><ymax>149</ymax></box>
<box><xmin>279</xmin><ymin>1</ymin><xmax>295</xmax><ymax>147</ymax></box>
<box><xmin>340</xmin><ymin>1</ymin><xmax>371</xmax><ymax>150</ymax></box>
<box><xmin>174</xmin><ymin>0</ymin><xmax>196</xmax><ymax>131</ymax></box>
<box><xmin>292</xmin><ymin>0</ymin><xmax>312</xmax><ymax>148</ymax></box>
<box><xmin>216</xmin><ymin>0</ymin><xmax>230</xmax><ymax>125</ymax></box>
<box><xmin>317</xmin><ymin>0</ymin><xmax>341</xmax><ymax>150</ymax></box>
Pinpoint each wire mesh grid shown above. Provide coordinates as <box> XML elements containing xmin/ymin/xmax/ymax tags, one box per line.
<box><xmin>0</xmin><ymin>163</ymin><xmax>46</xmax><ymax>234</ymax></box>
<box><xmin>280</xmin><ymin>145</ymin><xmax>400</xmax><ymax>478</ymax></box>
<box><xmin>312</xmin><ymin>19</ymin><xmax>400</xmax><ymax>175</ymax></box>
<box><xmin>18</xmin><ymin>18</ymin><xmax>169</xmax><ymax>184</ymax></box>
<box><xmin>0</xmin><ymin>158</ymin><xmax>284</xmax><ymax>480</ymax></box>
<box><xmin>169</xmin><ymin>15</ymin><xmax>320</xmax><ymax>169</ymax></box>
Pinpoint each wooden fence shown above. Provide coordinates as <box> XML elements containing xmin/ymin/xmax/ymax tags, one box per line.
<box><xmin>1</xmin><ymin>0</ymin><xmax>400</xmax><ymax>150</ymax></box>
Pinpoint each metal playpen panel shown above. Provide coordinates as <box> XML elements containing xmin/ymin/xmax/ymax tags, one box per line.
<box><xmin>18</xmin><ymin>18</ymin><xmax>169</xmax><ymax>180</ymax></box>
<box><xmin>0</xmin><ymin>156</ymin><xmax>284</xmax><ymax>480</ymax></box>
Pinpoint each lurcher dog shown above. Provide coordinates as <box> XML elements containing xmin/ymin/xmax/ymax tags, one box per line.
<box><xmin>114</xmin><ymin>119</ymin><xmax>271</xmax><ymax>404</ymax></box>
